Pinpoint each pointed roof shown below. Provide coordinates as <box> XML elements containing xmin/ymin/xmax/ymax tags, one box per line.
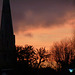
<box><xmin>1</xmin><ymin>0</ymin><xmax>13</xmax><ymax>35</ymax></box>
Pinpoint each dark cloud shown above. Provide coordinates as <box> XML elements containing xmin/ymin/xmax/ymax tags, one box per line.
<box><xmin>24</xmin><ymin>33</ymin><xmax>33</xmax><ymax>37</ymax></box>
<box><xmin>0</xmin><ymin>0</ymin><xmax>75</xmax><ymax>33</ymax></box>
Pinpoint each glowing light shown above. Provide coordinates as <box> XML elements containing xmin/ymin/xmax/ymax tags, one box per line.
<box><xmin>69</xmin><ymin>69</ymin><xmax>74</xmax><ymax>73</ymax></box>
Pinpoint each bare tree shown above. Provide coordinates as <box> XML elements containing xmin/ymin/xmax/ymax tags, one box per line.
<box><xmin>16</xmin><ymin>45</ymin><xmax>35</xmax><ymax>65</ymax></box>
<box><xmin>16</xmin><ymin>46</ymin><xmax>50</xmax><ymax>68</ymax></box>
<box><xmin>16</xmin><ymin>46</ymin><xmax>24</xmax><ymax>61</ymax></box>
<box><xmin>34</xmin><ymin>47</ymin><xmax>51</xmax><ymax>68</ymax></box>
<box><xmin>51</xmin><ymin>39</ymin><xmax>75</xmax><ymax>70</ymax></box>
<box><xmin>70</xmin><ymin>29</ymin><xmax>75</xmax><ymax>68</ymax></box>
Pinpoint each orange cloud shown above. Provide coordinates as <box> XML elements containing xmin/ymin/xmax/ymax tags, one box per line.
<box><xmin>15</xmin><ymin>25</ymin><xmax>73</xmax><ymax>50</ymax></box>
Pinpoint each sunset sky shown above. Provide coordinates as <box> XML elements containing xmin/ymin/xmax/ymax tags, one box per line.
<box><xmin>0</xmin><ymin>0</ymin><xmax>75</xmax><ymax>49</ymax></box>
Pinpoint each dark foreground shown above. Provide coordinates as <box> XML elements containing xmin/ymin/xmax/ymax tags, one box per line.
<box><xmin>0</xmin><ymin>63</ymin><xmax>75</xmax><ymax>75</ymax></box>
<box><xmin>0</xmin><ymin>68</ymin><xmax>75</xmax><ymax>75</ymax></box>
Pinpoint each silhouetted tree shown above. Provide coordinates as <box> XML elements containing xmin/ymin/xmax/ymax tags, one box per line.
<box><xmin>70</xmin><ymin>29</ymin><xmax>75</xmax><ymax>68</ymax></box>
<box><xmin>16</xmin><ymin>45</ymin><xmax>51</xmax><ymax>68</ymax></box>
<box><xmin>34</xmin><ymin>47</ymin><xmax>50</xmax><ymax>68</ymax></box>
<box><xmin>16</xmin><ymin>45</ymin><xmax>35</xmax><ymax>67</ymax></box>
<box><xmin>51</xmin><ymin>39</ymin><xmax>75</xmax><ymax>71</ymax></box>
<box><xmin>16</xmin><ymin>46</ymin><xmax>24</xmax><ymax>61</ymax></box>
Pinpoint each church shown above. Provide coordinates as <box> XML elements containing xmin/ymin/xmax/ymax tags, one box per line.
<box><xmin>0</xmin><ymin>0</ymin><xmax>16</xmax><ymax>69</ymax></box>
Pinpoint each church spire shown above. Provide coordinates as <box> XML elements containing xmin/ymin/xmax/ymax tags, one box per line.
<box><xmin>1</xmin><ymin>0</ymin><xmax>13</xmax><ymax>35</ymax></box>
<box><xmin>0</xmin><ymin>0</ymin><xmax>16</xmax><ymax>68</ymax></box>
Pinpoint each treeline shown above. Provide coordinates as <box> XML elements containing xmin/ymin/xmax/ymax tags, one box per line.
<box><xmin>15</xmin><ymin>39</ymin><xmax>75</xmax><ymax>74</ymax></box>
<box><xmin>15</xmin><ymin>33</ymin><xmax>75</xmax><ymax>75</ymax></box>
<box><xmin>16</xmin><ymin>45</ymin><xmax>50</xmax><ymax>68</ymax></box>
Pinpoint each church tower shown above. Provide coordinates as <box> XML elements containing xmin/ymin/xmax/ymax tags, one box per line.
<box><xmin>0</xmin><ymin>0</ymin><xmax>16</xmax><ymax>69</ymax></box>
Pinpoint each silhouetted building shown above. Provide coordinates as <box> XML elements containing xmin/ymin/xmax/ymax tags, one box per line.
<box><xmin>0</xmin><ymin>0</ymin><xmax>16</xmax><ymax>69</ymax></box>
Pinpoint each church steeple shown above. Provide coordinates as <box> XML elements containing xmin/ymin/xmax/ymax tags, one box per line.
<box><xmin>1</xmin><ymin>0</ymin><xmax>13</xmax><ymax>35</ymax></box>
<box><xmin>0</xmin><ymin>0</ymin><xmax>16</xmax><ymax>68</ymax></box>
